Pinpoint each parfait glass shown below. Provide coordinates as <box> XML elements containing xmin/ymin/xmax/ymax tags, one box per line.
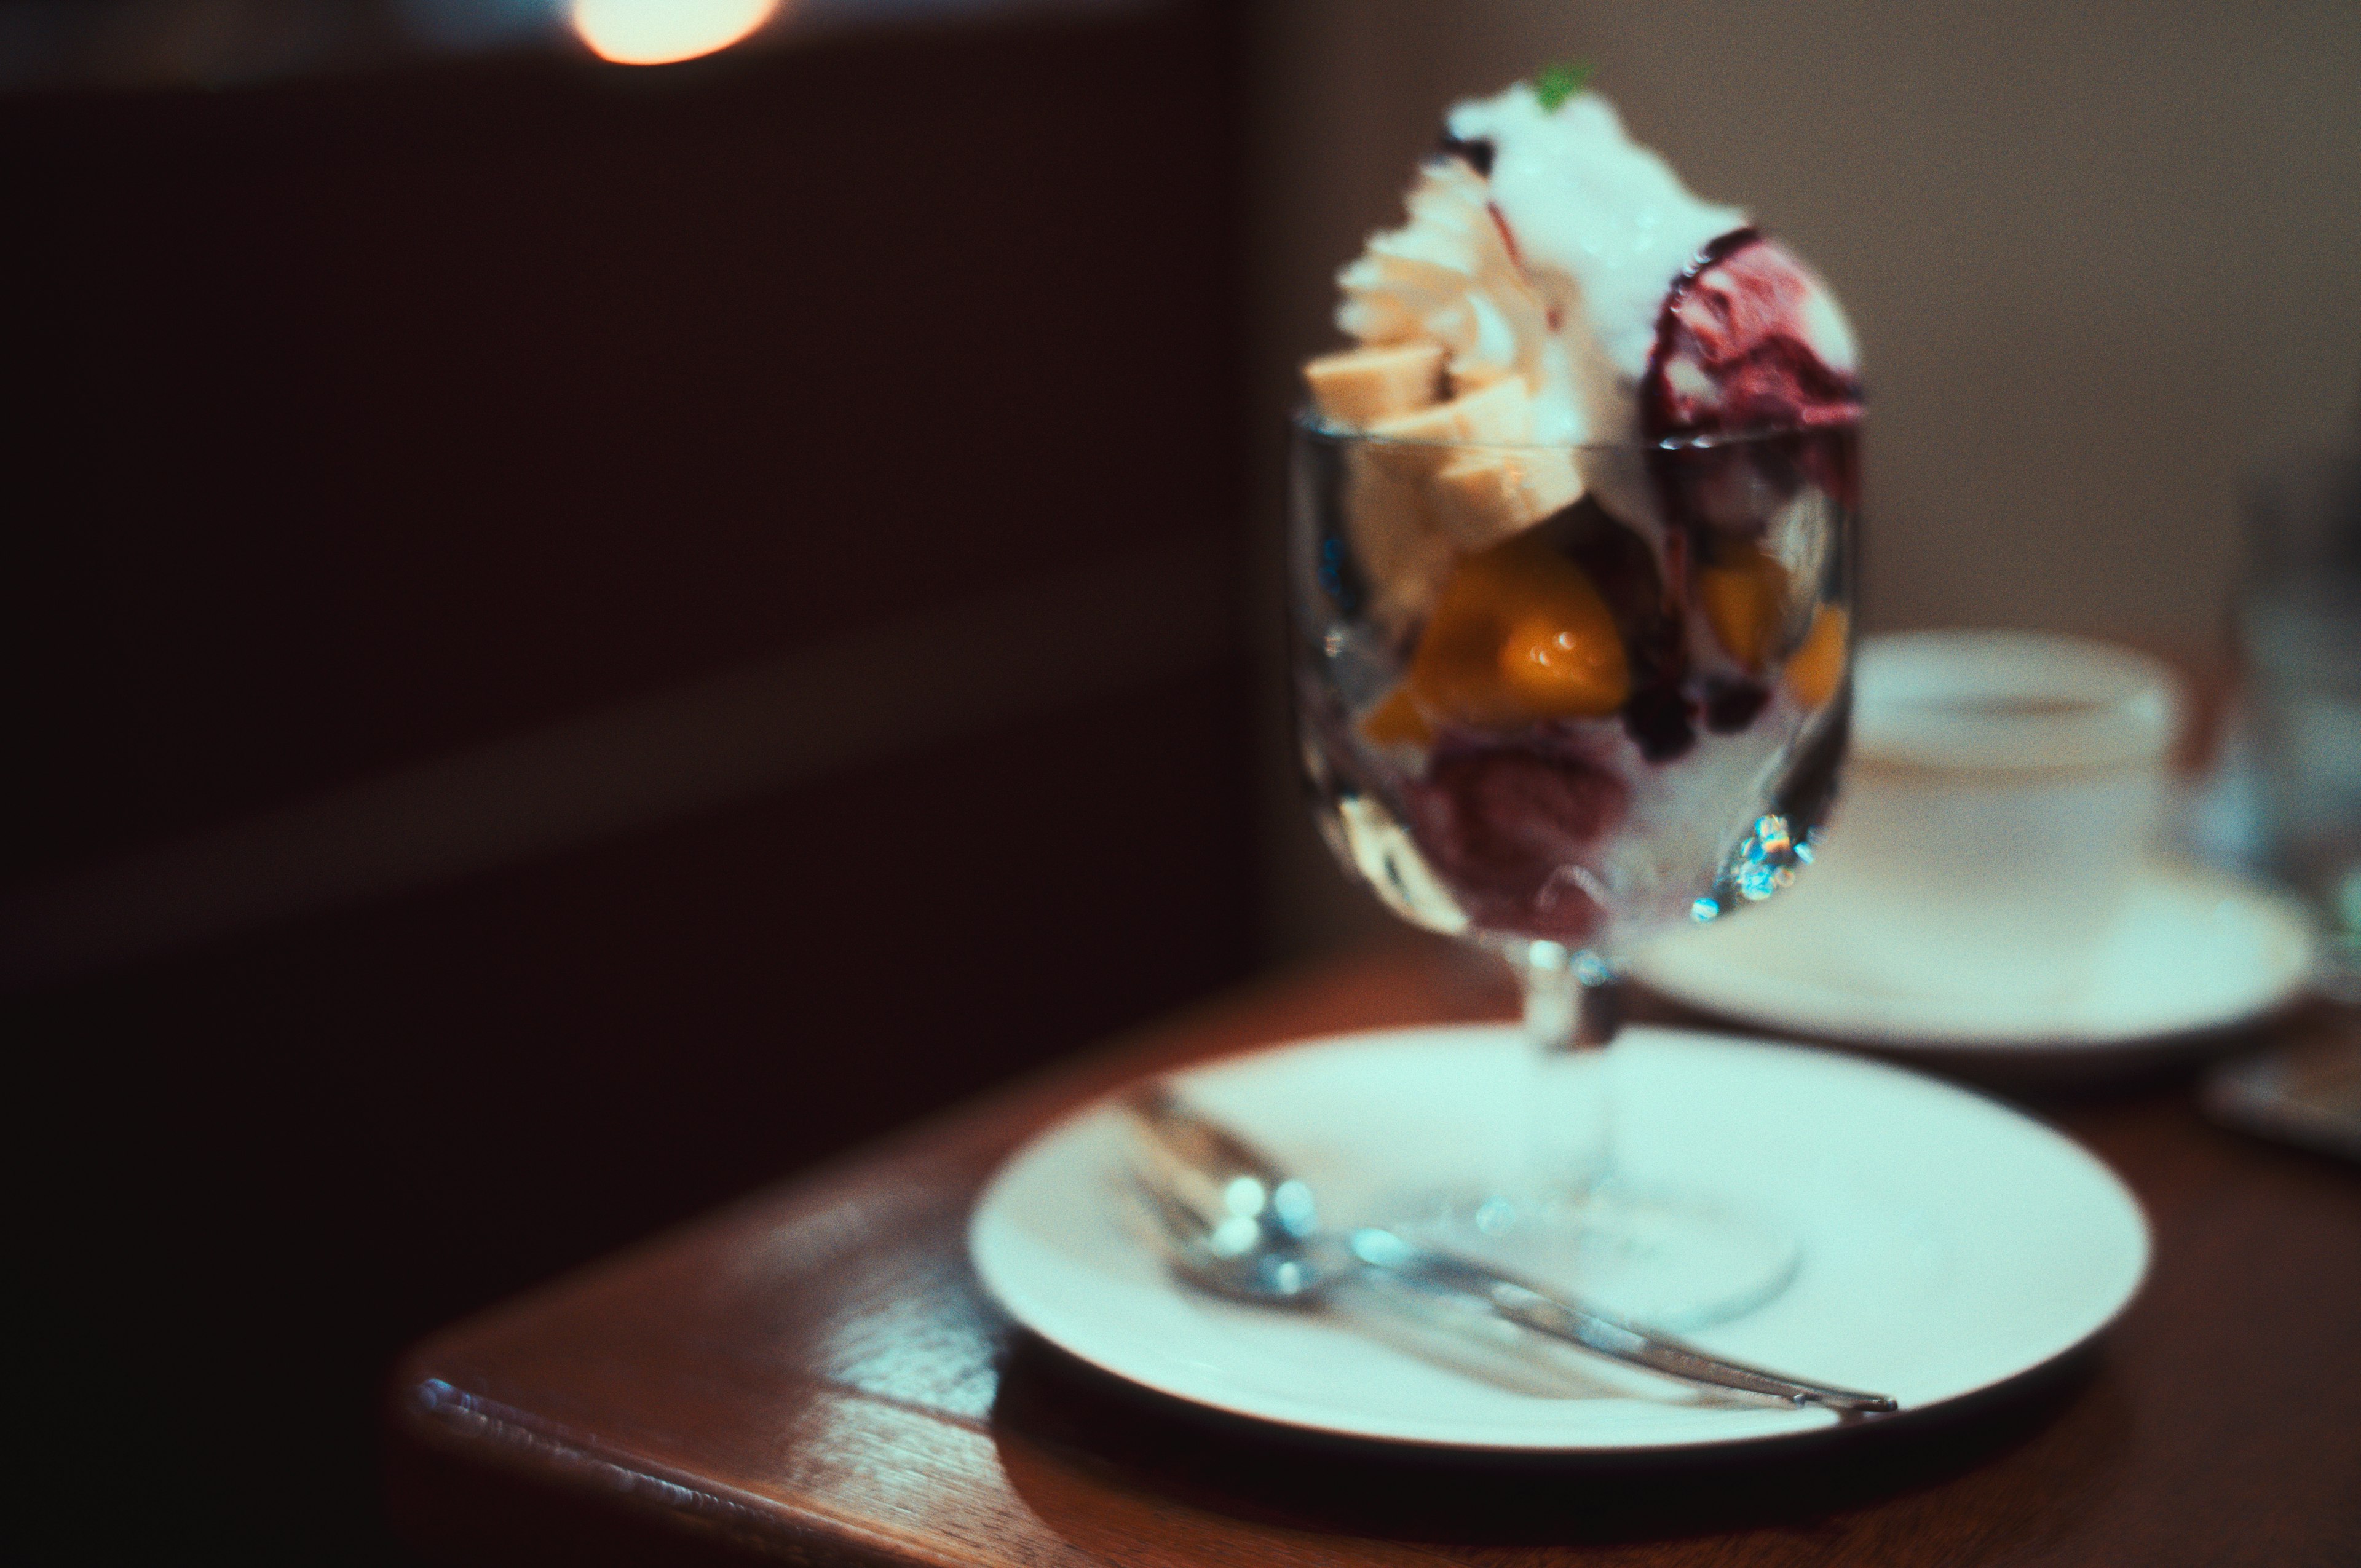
<box><xmin>1289</xmin><ymin>415</ymin><xmax>1857</xmax><ymax>1328</ymax></box>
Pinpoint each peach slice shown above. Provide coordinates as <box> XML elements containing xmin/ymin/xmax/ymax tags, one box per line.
<box><xmin>1697</xmin><ymin>547</ymin><xmax>1790</xmax><ymax>671</ymax></box>
<box><xmin>1784</xmin><ymin>603</ymin><xmax>1848</xmax><ymax>708</ymax></box>
<box><xmin>1402</xmin><ymin>532</ymin><xmax>1629</xmax><ymax>730</ymax></box>
<box><xmin>1498</xmin><ymin>611</ymin><xmax>1627</xmax><ymax>716</ymax></box>
<box><xmin>1359</xmin><ymin>685</ymin><xmax>1435</xmax><ymax>747</ymax></box>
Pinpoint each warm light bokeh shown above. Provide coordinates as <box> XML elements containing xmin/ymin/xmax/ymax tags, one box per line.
<box><xmin>571</xmin><ymin>0</ymin><xmax>780</xmax><ymax>66</ymax></box>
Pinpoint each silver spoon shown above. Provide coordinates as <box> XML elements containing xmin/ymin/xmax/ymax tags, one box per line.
<box><xmin>1123</xmin><ymin>1085</ymin><xmax>1897</xmax><ymax>1414</ymax></box>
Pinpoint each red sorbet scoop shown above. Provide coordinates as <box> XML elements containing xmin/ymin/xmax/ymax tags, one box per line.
<box><xmin>1642</xmin><ymin>229</ymin><xmax>1864</xmax><ymax>440</ymax></box>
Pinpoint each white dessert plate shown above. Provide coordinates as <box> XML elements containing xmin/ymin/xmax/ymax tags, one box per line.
<box><xmin>1633</xmin><ymin>860</ymin><xmax>2315</xmax><ymax>1059</ymax></box>
<box><xmin>968</xmin><ymin>1026</ymin><xmax>2148</xmax><ymax>1454</ymax></box>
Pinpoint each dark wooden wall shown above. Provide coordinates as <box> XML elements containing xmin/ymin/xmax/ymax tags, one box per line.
<box><xmin>2</xmin><ymin>6</ymin><xmax>1253</xmax><ymax>1557</ymax></box>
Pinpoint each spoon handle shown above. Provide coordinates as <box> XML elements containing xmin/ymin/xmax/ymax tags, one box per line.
<box><xmin>1126</xmin><ymin>1087</ymin><xmax>1896</xmax><ymax>1413</ymax></box>
<box><xmin>1348</xmin><ymin>1229</ymin><xmax>1897</xmax><ymax>1413</ymax></box>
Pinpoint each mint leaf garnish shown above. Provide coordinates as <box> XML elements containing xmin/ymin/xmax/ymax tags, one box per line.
<box><xmin>1533</xmin><ymin>59</ymin><xmax>1595</xmax><ymax>112</ymax></box>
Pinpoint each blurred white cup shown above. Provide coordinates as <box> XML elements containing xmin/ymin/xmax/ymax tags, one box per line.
<box><xmin>1790</xmin><ymin>630</ymin><xmax>2183</xmax><ymax>1002</ymax></box>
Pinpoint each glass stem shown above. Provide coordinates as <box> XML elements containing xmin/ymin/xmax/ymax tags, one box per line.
<box><xmin>1519</xmin><ymin>941</ymin><xmax>1620</xmax><ymax>1203</ymax></box>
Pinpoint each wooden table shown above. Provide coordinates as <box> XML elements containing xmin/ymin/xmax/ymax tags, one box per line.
<box><xmin>386</xmin><ymin>940</ymin><xmax>2361</xmax><ymax>1566</ymax></box>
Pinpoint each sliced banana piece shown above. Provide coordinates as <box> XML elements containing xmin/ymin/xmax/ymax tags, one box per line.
<box><xmin>1337</xmin><ymin>373</ymin><xmax>1574</xmax><ymax>631</ymax></box>
<box><xmin>1428</xmin><ymin>448</ymin><xmax>1583</xmax><ymax>552</ymax></box>
<box><xmin>1303</xmin><ymin>341</ymin><xmax>1446</xmax><ymax>427</ymax></box>
<box><xmin>1369</xmin><ymin>374</ymin><xmax>1533</xmax><ymax>446</ymax></box>
<box><xmin>1343</xmin><ymin>449</ymin><xmax>1456</xmax><ymax>633</ymax></box>
<box><xmin>1445</xmin><ymin>358</ymin><xmax>1517</xmax><ymax>396</ymax></box>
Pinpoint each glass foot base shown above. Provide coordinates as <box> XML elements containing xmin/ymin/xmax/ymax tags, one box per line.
<box><xmin>1402</xmin><ymin>1187</ymin><xmax>1801</xmax><ymax>1332</ymax></box>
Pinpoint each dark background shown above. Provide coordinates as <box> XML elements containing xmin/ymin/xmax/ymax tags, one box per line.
<box><xmin>4</xmin><ymin>3</ymin><xmax>1256</xmax><ymax>1557</ymax></box>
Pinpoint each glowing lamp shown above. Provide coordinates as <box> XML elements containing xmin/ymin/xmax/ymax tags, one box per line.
<box><xmin>571</xmin><ymin>0</ymin><xmax>780</xmax><ymax>66</ymax></box>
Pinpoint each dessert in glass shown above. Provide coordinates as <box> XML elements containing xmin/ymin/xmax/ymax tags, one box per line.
<box><xmin>1291</xmin><ymin>68</ymin><xmax>1861</xmax><ymax>1327</ymax></box>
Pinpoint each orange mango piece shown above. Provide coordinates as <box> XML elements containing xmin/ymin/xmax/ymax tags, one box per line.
<box><xmin>1697</xmin><ymin>548</ymin><xmax>1790</xmax><ymax>671</ymax></box>
<box><xmin>1784</xmin><ymin>604</ymin><xmax>1849</xmax><ymax>708</ymax></box>
<box><xmin>1359</xmin><ymin>684</ymin><xmax>1435</xmax><ymax>746</ymax></box>
<box><xmin>1498</xmin><ymin>612</ymin><xmax>1627</xmax><ymax>716</ymax></box>
<box><xmin>1403</xmin><ymin>532</ymin><xmax>1629</xmax><ymax>729</ymax></box>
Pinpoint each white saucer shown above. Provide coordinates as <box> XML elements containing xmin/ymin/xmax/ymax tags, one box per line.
<box><xmin>968</xmin><ymin>1026</ymin><xmax>2149</xmax><ymax>1454</ymax></box>
<box><xmin>1634</xmin><ymin>860</ymin><xmax>2315</xmax><ymax>1059</ymax></box>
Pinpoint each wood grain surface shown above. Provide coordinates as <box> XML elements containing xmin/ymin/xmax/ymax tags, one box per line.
<box><xmin>387</xmin><ymin>940</ymin><xmax>2361</xmax><ymax>1566</ymax></box>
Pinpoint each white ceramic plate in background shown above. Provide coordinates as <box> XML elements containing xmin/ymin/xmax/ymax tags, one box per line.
<box><xmin>1634</xmin><ymin>859</ymin><xmax>2314</xmax><ymax>1059</ymax></box>
<box><xmin>968</xmin><ymin>1026</ymin><xmax>2149</xmax><ymax>1454</ymax></box>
